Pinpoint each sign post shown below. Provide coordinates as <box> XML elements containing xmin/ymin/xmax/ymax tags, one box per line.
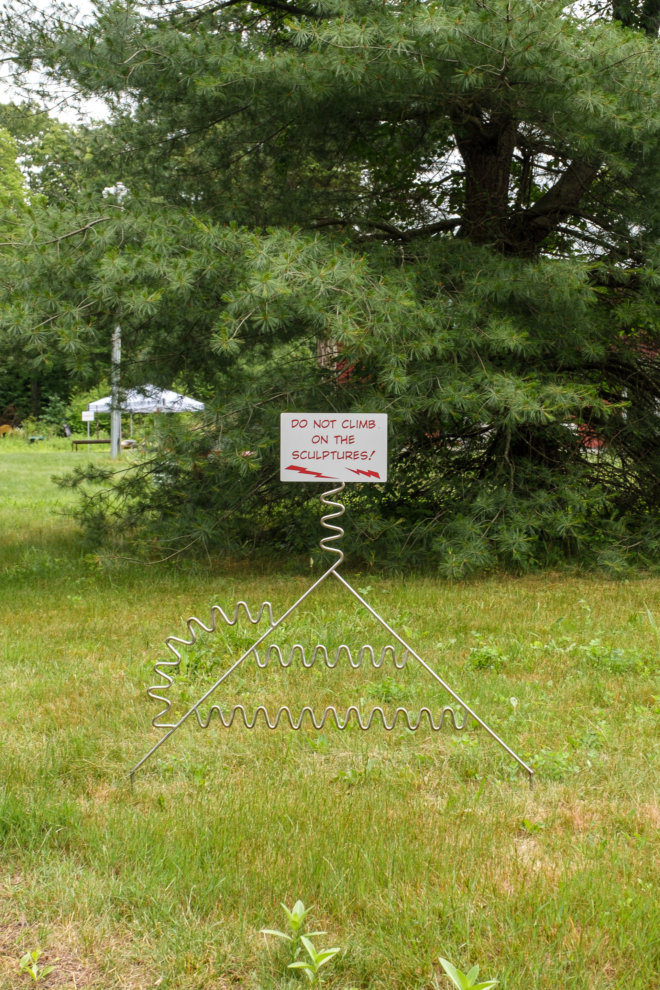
<box><xmin>110</xmin><ymin>325</ymin><xmax>121</xmax><ymax>459</ymax></box>
<box><xmin>81</xmin><ymin>409</ymin><xmax>94</xmax><ymax>439</ymax></box>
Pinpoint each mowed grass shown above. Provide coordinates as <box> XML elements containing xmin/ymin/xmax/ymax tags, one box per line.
<box><xmin>0</xmin><ymin>445</ymin><xmax>658</xmax><ymax>989</ymax></box>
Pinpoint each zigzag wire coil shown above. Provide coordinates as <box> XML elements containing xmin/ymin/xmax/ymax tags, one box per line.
<box><xmin>146</xmin><ymin>483</ymin><xmax>467</xmax><ymax>738</ymax></box>
<box><xmin>194</xmin><ymin>704</ymin><xmax>469</xmax><ymax>732</ymax></box>
<box><xmin>133</xmin><ymin>481</ymin><xmax>534</xmax><ymax>785</ymax></box>
<box><xmin>149</xmin><ymin>600</ymin><xmax>277</xmax><ymax>727</ymax></box>
<box><xmin>249</xmin><ymin>643</ymin><xmax>411</xmax><ymax>669</ymax></box>
<box><xmin>147</xmin><ymin>602</ymin><xmax>467</xmax><ymax>733</ymax></box>
<box><xmin>149</xmin><ymin>484</ymin><xmax>348</xmax><ymax>727</ymax></box>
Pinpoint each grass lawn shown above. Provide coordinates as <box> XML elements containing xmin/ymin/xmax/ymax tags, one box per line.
<box><xmin>0</xmin><ymin>443</ymin><xmax>658</xmax><ymax>989</ymax></box>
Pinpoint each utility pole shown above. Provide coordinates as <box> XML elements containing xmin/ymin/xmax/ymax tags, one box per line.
<box><xmin>110</xmin><ymin>325</ymin><xmax>122</xmax><ymax>459</ymax></box>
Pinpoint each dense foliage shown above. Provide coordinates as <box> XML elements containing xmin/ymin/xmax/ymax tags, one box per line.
<box><xmin>1</xmin><ymin>0</ymin><xmax>660</xmax><ymax>572</ymax></box>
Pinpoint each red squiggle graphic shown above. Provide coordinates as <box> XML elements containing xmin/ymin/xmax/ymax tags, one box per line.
<box><xmin>285</xmin><ymin>465</ymin><xmax>337</xmax><ymax>480</ymax></box>
<box><xmin>348</xmin><ymin>469</ymin><xmax>381</xmax><ymax>479</ymax></box>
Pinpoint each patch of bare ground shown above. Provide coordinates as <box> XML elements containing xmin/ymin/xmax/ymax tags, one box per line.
<box><xmin>636</xmin><ymin>800</ymin><xmax>660</xmax><ymax>828</ymax></box>
<box><xmin>511</xmin><ymin>834</ymin><xmax>565</xmax><ymax>880</ymax></box>
<box><xmin>77</xmin><ymin>782</ymin><xmax>122</xmax><ymax>810</ymax></box>
<box><xmin>554</xmin><ymin>795</ymin><xmax>660</xmax><ymax>835</ymax></box>
<box><xmin>0</xmin><ymin>919</ymin><xmax>100</xmax><ymax>989</ymax></box>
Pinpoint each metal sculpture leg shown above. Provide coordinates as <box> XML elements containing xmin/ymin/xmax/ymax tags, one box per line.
<box><xmin>130</xmin><ymin>484</ymin><xmax>533</xmax><ymax>786</ymax></box>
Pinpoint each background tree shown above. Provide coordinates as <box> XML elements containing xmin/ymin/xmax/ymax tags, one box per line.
<box><xmin>1</xmin><ymin>0</ymin><xmax>659</xmax><ymax>572</ymax></box>
<box><xmin>0</xmin><ymin>104</ymin><xmax>101</xmax><ymax>419</ymax></box>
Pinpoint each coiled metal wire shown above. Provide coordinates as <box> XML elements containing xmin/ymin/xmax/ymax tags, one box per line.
<box><xmin>319</xmin><ymin>484</ymin><xmax>346</xmax><ymax>565</ymax></box>
<box><xmin>194</xmin><ymin>704</ymin><xmax>468</xmax><ymax>732</ymax></box>
<box><xmin>149</xmin><ymin>600</ymin><xmax>276</xmax><ymax>727</ymax></box>
<box><xmin>151</xmin><ymin>637</ymin><xmax>416</xmax><ymax>729</ymax></box>
<box><xmin>131</xmin><ymin>482</ymin><xmax>534</xmax><ymax>785</ymax></box>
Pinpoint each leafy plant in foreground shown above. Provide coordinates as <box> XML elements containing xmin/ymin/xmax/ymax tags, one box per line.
<box><xmin>288</xmin><ymin>935</ymin><xmax>341</xmax><ymax>985</ymax></box>
<box><xmin>434</xmin><ymin>956</ymin><xmax>498</xmax><ymax>990</ymax></box>
<box><xmin>261</xmin><ymin>901</ymin><xmax>341</xmax><ymax>984</ymax></box>
<box><xmin>261</xmin><ymin>899</ymin><xmax>327</xmax><ymax>962</ymax></box>
<box><xmin>19</xmin><ymin>949</ymin><xmax>56</xmax><ymax>982</ymax></box>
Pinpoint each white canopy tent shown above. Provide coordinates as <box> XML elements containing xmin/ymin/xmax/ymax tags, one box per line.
<box><xmin>87</xmin><ymin>386</ymin><xmax>205</xmax><ymax>449</ymax></box>
<box><xmin>87</xmin><ymin>386</ymin><xmax>205</xmax><ymax>415</ymax></box>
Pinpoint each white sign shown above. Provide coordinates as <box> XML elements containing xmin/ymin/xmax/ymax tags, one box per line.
<box><xmin>281</xmin><ymin>413</ymin><xmax>387</xmax><ymax>483</ymax></box>
<box><xmin>81</xmin><ymin>410</ymin><xmax>95</xmax><ymax>422</ymax></box>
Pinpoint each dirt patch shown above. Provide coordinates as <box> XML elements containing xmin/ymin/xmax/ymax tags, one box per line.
<box><xmin>635</xmin><ymin>800</ymin><xmax>660</xmax><ymax>828</ymax></box>
<box><xmin>0</xmin><ymin>919</ymin><xmax>100</xmax><ymax>989</ymax></box>
<box><xmin>555</xmin><ymin>795</ymin><xmax>660</xmax><ymax>835</ymax></box>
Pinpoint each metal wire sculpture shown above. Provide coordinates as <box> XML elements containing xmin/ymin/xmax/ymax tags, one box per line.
<box><xmin>130</xmin><ymin>484</ymin><xmax>534</xmax><ymax>785</ymax></box>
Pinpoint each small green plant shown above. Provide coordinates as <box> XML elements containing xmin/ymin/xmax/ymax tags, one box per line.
<box><xmin>531</xmin><ymin>747</ymin><xmax>579</xmax><ymax>780</ymax></box>
<box><xmin>519</xmin><ymin>817</ymin><xmax>546</xmax><ymax>834</ymax></box>
<box><xmin>434</xmin><ymin>956</ymin><xmax>497</xmax><ymax>990</ymax></box>
<box><xmin>19</xmin><ymin>949</ymin><xmax>56</xmax><ymax>982</ymax></box>
<box><xmin>467</xmin><ymin>636</ymin><xmax>509</xmax><ymax>671</ymax></box>
<box><xmin>177</xmin><ymin>644</ymin><xmax>221</xmax><ymax>681</ymax></box>
<box><xmin>578</xmin><ymin>638</ymin><xmax>646</xmax><ymax>674</ymax></box>
<box><xmin>288</xmin><ymin>935</ymin><xmax>341</xmax><ymax>985</ymax></box>
<box><xmin>261</xmin><ymin>901</ymin><xmax>341</xmax><ymax>985</ymax></box>
<box><xmin>333</xmin><ymin>756</ymin><xmax>379</xmax><ymax>786</ymax></box>
<box><xmin>365</xmin><ymin>674</ymin><xmax>409</xmax><ymax>703</ymax></box>
<box><xmin>261</xmin><ymin>899</ymin><xmax>326</xmax><ymax>962</ymax></box>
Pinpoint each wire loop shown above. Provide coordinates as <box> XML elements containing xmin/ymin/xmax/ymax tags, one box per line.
<box><xmin>319</xmin><ymin>482</ymin><xmax>345</xmax><ymax>566</ymax></box>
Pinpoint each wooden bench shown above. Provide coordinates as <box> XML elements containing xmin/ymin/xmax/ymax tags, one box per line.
<box><xmin>72</xmin><ymin>439</ymin><xmax>111</xmax><ymax>451</ymax></box>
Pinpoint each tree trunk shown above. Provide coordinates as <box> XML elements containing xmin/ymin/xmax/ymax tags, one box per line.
<box><xmin>30</xmin><ymin>378</ymin><xmax>41</xmax><ymax>419</ymax></box>
<box><xmin>454</xmin><ymin>112</ymin><xmax>517</xmax><ymax>247</ymax></box>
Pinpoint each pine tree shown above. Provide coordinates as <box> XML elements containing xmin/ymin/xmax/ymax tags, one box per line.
<box><xmin>1</xmin><ymin>0</ymin><xmax>659</xmax><ymax>571</ymax></box>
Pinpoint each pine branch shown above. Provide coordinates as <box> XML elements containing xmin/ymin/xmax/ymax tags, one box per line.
<box><xmin>0</xmin><ymin>215</ymin><xmax>115</xmax><ymax>248</ymax></box>
<box><xmin>179</xmin><ymin>0</ymin><xmax>321</xmax><ymax>26</ymax></box>
<box><xmin>507</xmin><ymin>161</ymin><xmax>601</xmax><ymax>252</ymax></box>
<box><xmin>524</xmin><ymin>162</ymin><xmax>601</xmax><ymax>224</ymax></box>
<box><xmin>555</xmin><ymin>224</ymin><xmax>644</xmax><ymax>262</ymax></box>
<box><xmin>310</xmin><ymin>216</ymin><xmax>461</xmax><ymax>241</ymax></box>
